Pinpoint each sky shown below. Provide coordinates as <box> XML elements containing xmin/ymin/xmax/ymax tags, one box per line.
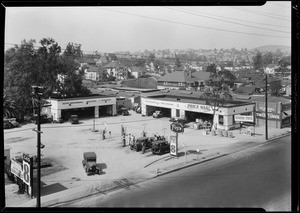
<box><xmin>5</xmin><ymin>1</ymin><xmax>291</xmax><ymax>53</ymax></box>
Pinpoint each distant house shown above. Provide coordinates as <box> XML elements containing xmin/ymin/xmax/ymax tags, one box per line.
<box><xmin>191</xmin><ymin>71</ymin><xmax>211</xmax><ymax>91</ymax></box>
<box><xmin>85</xmin><ymin>66</ymin><xmax>104</xmax><ymax>81</ymax></box>
<box><xmin>233</xmin><ymin>85</ymin><xmax>262</xmax><ymax>95</ymax></box>
<box><xmin>265</xmin><ymin>64</ymin><xmax>279</xmax><ymax>75</ymax></box>
<box><xmin>104</xmin><ymin>60</ymin><xmax>128</xmax><ymax>80</ymax></box>
<box><xmin>129</xmin><ymin>66</ymin><xmax>147</xmax><ymax>78</ymax></box>
<box><xmin>157</xmin><ymin>71</ymin><xmax>196</xmax><ymax>90</ymax></box>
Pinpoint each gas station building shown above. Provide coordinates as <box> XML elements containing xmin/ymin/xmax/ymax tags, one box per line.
<box><xmin>141</xmin><ymin>90</ymin><xmax>255</xmax><ymax>131</ymax></box>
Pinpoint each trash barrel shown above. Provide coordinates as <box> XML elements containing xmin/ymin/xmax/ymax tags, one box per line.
<box><xmin>217</xmin><ymin>130</ymin><xmax>223</xmax><ymax>137</ymax></box>
<box><xmin>210</xmin><ymin>130</ymin><xmax>216</xmax><ymax>136</ymax></box>
<box><xmin>223</xmin><ymin>130</ymin><xmax>228</xmax><ymax>137</ymax></box>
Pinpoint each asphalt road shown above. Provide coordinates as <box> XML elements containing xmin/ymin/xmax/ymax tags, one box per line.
<box><xmin>57</xmin><ymin>135</ymin><xmax>291</xmax><ymax>210</ymax></box>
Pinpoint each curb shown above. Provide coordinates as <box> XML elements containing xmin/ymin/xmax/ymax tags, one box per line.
<box><xmin>154</xmin><ymin>153</ymin><xmax>227</xmax><ymax>177</ymax></box>
<box><xmin>153</xmin><ymin>132</ymin><xmax>291</xmax><ymax>178</ymax></box>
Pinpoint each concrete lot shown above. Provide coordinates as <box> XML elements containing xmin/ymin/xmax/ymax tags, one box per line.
<box><xmin>4</xmin><ymin>110</ymin><xmax>291</xmax><ymax>207</ymax></box>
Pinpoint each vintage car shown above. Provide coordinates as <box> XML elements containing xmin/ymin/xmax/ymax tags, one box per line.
<box><xmin>69</xmin><ymin>115</ymin><xmax>79</xmax><ymax>124</ymax></box>
<box><xmin>82</xmin><ymin>152</ymin><xmax>100</xmax><ymax>175</ymax></box>
<box><xmin>3</xmin><ymin>119</ymin><xmax>14</xmax><ymax>129</ymax></box>
<box><xmin>174</xmin><ymin>118</ymin><xmax>188</xmax><ymax>127</ymax></box>
<box><xmin>151</xmin><ymin>140</ymin><xmax>170</xmax><ymax>155</ymax></box>
<box><xmin>153</xmin><ymin>110</ymin><xmax>163</xmax><ymax>118</ymax></box>
<box><xmin>130</xmin><ymin>137</ymin><xmax>154</xmax><ymax>152</ymax></box>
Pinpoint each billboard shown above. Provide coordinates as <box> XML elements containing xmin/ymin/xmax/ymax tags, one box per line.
<box><xmin>11</xmin><ymin>158</ymin><xmax>23</xmax><ymax>180</ymax></box>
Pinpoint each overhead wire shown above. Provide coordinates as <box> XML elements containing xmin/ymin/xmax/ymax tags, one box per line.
<box><xmin>175</xmin><ymin>7</ymin><xmax>290</xmax><ymax>29</ymax></box>
<box><xmin>100</xmin><ymin>8</ymin><xmax>290</xmax><ymax>39</ymax></box>
<box><xmin>165</xmin><ymin>7</ymin><xmax>290</xmax><ymax>34</ymax></box>
<box><xmin>231</xmin><ymin>7</ymin><xmax>291</xmax><ymax>22</ymax></box>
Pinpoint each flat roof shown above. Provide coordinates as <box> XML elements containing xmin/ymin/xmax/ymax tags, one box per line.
<box><xmin>115</xmin><ymin>87</ymin><xmax>160</xmax><ymax>92</ymax></box>
<box><xmin>144</xmin><ymin>96</ymin><xmax>252</xmax><ymax>108</ymax></box>
<box><xmin>50</xmin><ymin>94</ymin><xmax>115</xmax><ymax>101</ymax></box>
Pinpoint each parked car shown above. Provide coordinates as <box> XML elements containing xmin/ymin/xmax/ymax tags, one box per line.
<box><xmin>153</xmin><ymin>110</ymin><xmax>163</xmax><ymax>118</ymax></box>
<box><xmin>117</xmin><ymin>106</ymin><xmax>129</xmax><ymax>116</ymax></box>
<box><xmin>175</xmin><ymin>118</ymin><xmax>188</xmax><ymax>127</ymax></box>
<box><xmin>3</xmin><ymin>119</ymin><xmax>13</xmax><ymax>129</ymax></box>
<box><xmin>7</xmin><ymin>118</ymin><xmax>19</xmax><ymax>128</ymax></box>
<box><xmin>82</xmin><ymin>152</ymin><xmax>100</xmax><ymax>175</ymax></box>
<box><xmin>121</xmin><ymin>108</ymin><xmax>129</xmax><ymax>116</ymax></box>
<box><xmin>151</xmin><ymin>140</ymin><xmax>170</xmax><ymax>155</ymax></box>
<box><xmin>31</xmin><ymin>114</ymin><xmax>52</xmax><ymax>124</ymax></box>
<box><xmin>68</xmin><ymin>115</ymin><xmax>79</xmax><ymax>124</ymax></box>
<box><xmin>130</xmin><ymin>137</ymin><xmax>154</xmax><ymax>152</ymax></box>
<box><xmin>169</xmin><ymin>117</ymin><xmax>177</xmax><ymax>122</ymax></box>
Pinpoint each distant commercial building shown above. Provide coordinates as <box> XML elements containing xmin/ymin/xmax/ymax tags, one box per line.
<box><xmin>141</xmin><ymin>90</ymin><xmax>255</xmax><ymax>131</ymax></box>
<box><xmin>44</xmin><ymin>95</ymin><xmax>117</xmax><ymax>121</ymax></box>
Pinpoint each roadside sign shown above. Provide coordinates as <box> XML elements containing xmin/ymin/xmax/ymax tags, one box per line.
<box><xmin>22</xmin><ymin>161</ymin><xmax>31</xmax><ymax>186</ymax></box>
<box><xmin>11</xmin><ymin>158</ymin><xmax>23</xmax><ymax>180</ymax></box>
<box><xmin>234</xmin><ymin>115</ymin><xmax>254</xmax><ymax>122</ymax></box>
<box><xmin>170</xmin><ymin>135</ymin><xmax>178</xmax><ymax>156</ymax></box>
<box><xmin>170</xmin><ymin>122</ymin><xmax>184</xmax><ymax>133</ymax></box>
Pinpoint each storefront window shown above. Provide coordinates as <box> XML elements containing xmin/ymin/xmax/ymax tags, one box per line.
<box><xmin>219</xmin><ymin>115</ymin><xmax>224</xmax><ymax>125</ymax></box>
<box><xmin>176</xmin><ymin>109</ymin><xmax>180</xmax><ymax>117</ymax></box>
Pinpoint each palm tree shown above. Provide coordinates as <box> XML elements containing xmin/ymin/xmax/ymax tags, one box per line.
<box><xmin>3</xmin><ymin>92</ymin><xmax>18</xmax><ymax>118</ymax></box>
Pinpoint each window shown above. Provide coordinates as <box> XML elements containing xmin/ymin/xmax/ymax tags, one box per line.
<box><xmin>176</xmin><ymin>109</ymin><xmax>180</xmax><ymax>117</ymax></box>
<box><xmin>219</xmin><ymin>115</ymin><xmax>224</xmax><ymax>125</ymax></box>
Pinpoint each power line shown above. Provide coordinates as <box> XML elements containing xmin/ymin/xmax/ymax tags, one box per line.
<box><xmin>177</xmin><ymin>7</ymin><xmax>290</xmax><ymax>29</ymax></box>
<box><xmin>165</xmin><ymin>7</ymin><xmax>290</xmax><ymax>34</ymax></box>
<box><xmin>101</xmin><ymin>8</ymin><xmax>290</xmax><ymax>39</ymax></box>
<box><xmin>231</xmin><ymin>7</ymin><xmax>290</xmax><ymax>22</ymax></box>
<box><xmin>269</xmin><ymin>2</ymin><xmax>291</xmax><ymax>9</ymax></box>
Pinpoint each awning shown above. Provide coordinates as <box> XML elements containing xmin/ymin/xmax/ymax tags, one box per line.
<box><xmin>282</xmin><ymin>110</ymin><xmax>291</xmax><ymax>118</ymax></box>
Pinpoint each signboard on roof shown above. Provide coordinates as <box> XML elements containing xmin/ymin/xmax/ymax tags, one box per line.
<box><xmin>234</xmin><ymin>115</ymin><xmax>254</xmax><ymax>122</ymax></box>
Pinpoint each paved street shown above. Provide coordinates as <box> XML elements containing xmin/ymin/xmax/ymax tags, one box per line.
<box><xmin>61</xmin><ymin>135</ymin><xmax>291</xmax><ymax>210</ymax></box>
<box><xmin>4</xmin><ymin>111</ymin><xmax>291</xmax><ymax>207</ymax></box>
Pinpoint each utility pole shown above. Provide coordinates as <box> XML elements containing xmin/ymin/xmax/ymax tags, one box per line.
<box><xmin>36</xmin><ymin>93</ymin><xmax>41</xmax><ymax>208</ymax></box>
<box><xmin>265</xmin><ymin>74</ymin><xmax>268</xmax><ymax>140</ymax></box>
<box><xmin>31</xmin><ymin>86</ymin><xmax>51</xmax><ymax>208</ymax></box>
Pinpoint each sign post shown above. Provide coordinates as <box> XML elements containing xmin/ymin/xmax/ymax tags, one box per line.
<box><xmin>170</xmin><ymin>123</ymin><xmax>184</xmax><ymax>157</ymax></box>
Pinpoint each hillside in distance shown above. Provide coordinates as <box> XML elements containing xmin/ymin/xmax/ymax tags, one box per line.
<box><xmin>251</xmin><ymin>45</ymin><xmax>291</xmax><ymax>53</ymax></box>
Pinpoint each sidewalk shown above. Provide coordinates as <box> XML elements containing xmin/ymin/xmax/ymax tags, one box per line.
<box><xmin>19</xmin><ymin>124</ymin><xmax>291</xmax><ymax>207</ymax></box>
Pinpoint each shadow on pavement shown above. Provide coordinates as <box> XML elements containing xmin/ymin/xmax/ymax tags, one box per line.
<box><xmin>32</xmin><ymin>180</ymin><xmax>68</xmax><ymax>197</ymax></box>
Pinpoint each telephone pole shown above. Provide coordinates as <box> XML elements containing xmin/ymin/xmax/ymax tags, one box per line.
<box><xmin>31</xmin><ymin>86</ymin><xmax>51</xmax><ymax>208</ymax></box>
<box><xmin>265</xmin><ymin>74</ymin><xmax>268</xmax><ymax>140</ymax></box>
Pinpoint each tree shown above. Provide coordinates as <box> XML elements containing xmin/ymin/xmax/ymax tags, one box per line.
<box><xmin>4</xmin><ymin>38</ymin><xmax>91</xmax><ymax>119</ymax></box>
<box><xmin>3</xmin><ymin>90</ymin><xmax>20</xmax><ymax>118</ymax></box>
<box><xmin>135</xmin><ymin>58</ymin><xmax>146</xmax><ymax>67</ymax></box>
<box><xmin>200</xmin><ymin>72</ymin><xmax>232</xmax><ymax>130</ymax></box>
<box><xmin>64</xmin><ymin>42</ymin><xmax>83</xmax><ymax>58</ymax></box>
<box><xmin>175</xmin><ymin>57</ymin><xmax>181</xmax><ymax>67</ymax></box>
<box><xmin>219</xmin><ymin>69</ymin><xmax>236</xmax><ymax>87</ymax></box>
<box><xmin>4</xmin><ymin>39</ymin><xmax>39</xmax><ymax>116</ymax></box>
<box><xmin>149</xmin><ymin>53</ymin><xmax>155</xmax><ymax>62</ymax></box>
<box><xmin>262</xmin><ymin>52</ymin><xmax>274</xmax><ymax>65</ymax></box>
<box><xmin>252</xmin><ymin>52</ymin><xmax>264</xmax><ymax>71</ymax></box>
<box><xmin>205</xmin><ymin>63</ymin><xmax>216</xmax><ymax>75</ymax></box>
<box><xmin>269</xmin><ymin>80</ymin><xmax>282</xmax><ymax>96</ymax></box>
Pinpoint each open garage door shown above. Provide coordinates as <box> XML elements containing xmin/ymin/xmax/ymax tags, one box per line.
<box><xmin>146</xmin><ymin>105</ymin><xmax>171</xmax><ymax>118</ymax></box>
<box><xmin>185</xmin><ymin>111</ymin><xmax>213</xmax><ymax>123</ymax></box>
<box><xmin>99</xmin><ymin>105</ymin><xmax>113</xmax><ymax>117</ymax></box>
<box><xmin>61</xmin><ymin>107</ymin><xmax>95</xmax><ymax>121</ymax></box>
